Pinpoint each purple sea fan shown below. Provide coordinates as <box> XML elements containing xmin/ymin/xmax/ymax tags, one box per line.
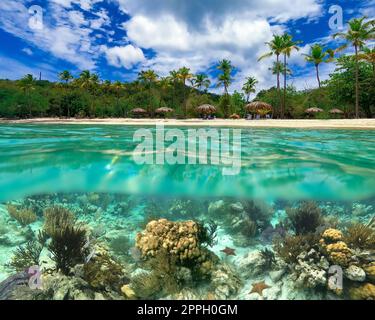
<box><xmin>260</xmin><ymin>225</ymin><xmax>287</xmax><ymax>243</ymax></box>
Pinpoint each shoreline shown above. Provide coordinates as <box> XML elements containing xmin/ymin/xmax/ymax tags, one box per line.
<box><xmin>1</xmin><ymin>117</ymin><xmax>375</xmax><ymax>129</ymax></box>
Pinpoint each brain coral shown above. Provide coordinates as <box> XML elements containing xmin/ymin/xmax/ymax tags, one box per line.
<box><xmin>319</xmin><ymin>229</ymin><xmax>352</xmax><ymax>267</ymax></box>
<box><xmin>135</xmin><ymin>219</ymin><xmax>218</xmax><ymax>278</ymax></box>
<box><xmin>349</xmin><ymin>283</ymin><xmax>375</xmax><ymax>300</ymax></box>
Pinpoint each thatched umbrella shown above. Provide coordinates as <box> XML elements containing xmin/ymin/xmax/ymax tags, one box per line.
<box><xmin>245</xmin><ymin>101</ymin><xmax>272</xmax><ymax>115</ymax></box>
<box><xmin>131</xmin><ymin>108</ymin><xmax>147</xmax><ymax>117</ymax></box>
<box><xmin>196</xmin><ymin>104</ymin><xmax>217</xmax><ymax>115</ymax></box>
<box><xmin>155</xmin><ymin>107</ymin><xmax>174</xmax><ymax>114</ymax></box>
<box><xmin>305</xmin><ymin>107</ymin><xmax>324</xmax><ymax>114</ymax></box>
<box><xmin>329</xmin><ymin>108</ymin><xmax>344</xmax><ymax>114</ymax></box>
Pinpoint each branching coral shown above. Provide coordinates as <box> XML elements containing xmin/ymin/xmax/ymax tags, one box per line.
<box><xmin>9</xmin><ymin>240</ymin><xmax>43</xmax><ymax>271</ymax></box>
<box><xmin>43</xmin><ymin>206</ymin><xmax>75</xmax><ymax>237</ymax></box>
<box><xmin>273</xmin><ymin>233</ymin><xmax>319</xmax><ymax>265</ymax></box>
<box><xmin>48</xmin><ymin>225</ymin><xmax>88</xmax><ymax>275</ymax></box>
<box><xmin>7</xmin><ymin>205</ymin><xmax>37</xmax><ymax>226</ymax></box>
<box><xmin>260</xmin><ymin>248</ymin><xmax>277</xmax><ymax>271</ymax></box>
<box><xmin>197</xmin><ymin>220</ymin><xmax>218</xmax><ymax>247</ymax></box>
<box><xmin>286</xmin><ymin>201</ymin><xmax>323</xmax><ymax>235</ymax></box>
<box><xmin>344</xmin><ymin>223</ymin><xmax>375</xmax><ymax>250</ymax></box>
<box><xmin>83</xmin><ymin>252</ymin><xmax>125</xmax><ymax>291</ymax></box>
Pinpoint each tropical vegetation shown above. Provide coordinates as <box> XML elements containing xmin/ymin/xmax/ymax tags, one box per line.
<box><xmin>0</xmin><ymin>17</ymin><xmax>374</xmax><ymax>119</ymax></box>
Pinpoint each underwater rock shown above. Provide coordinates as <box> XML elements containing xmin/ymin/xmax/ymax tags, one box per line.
<box><xmin>210</xmin><ymin>264</ymin><xmax>242</xmax><ymax>300</ymax></box>
<box><xmin>236</xmin><ymin>250</ymin><xmax>266</xmax><ymax>278</ymax></box>
<box><xmin>344</xmin><ymin>265</ymin><xmax>366</xmax><ymax>282</ymax></box>
<box><xmin>269</xmin><ymin>269</ymin><xmax>286</xmax><ymax>283</ymax></box>
<box><xmin>121</xmin><ymin>284</ymin><xmax>136</xmax><ymax>299</ymax></box>
<box><xmin>229</xmin><ymin>202</ymin><xmax>244</xmax><ymax>213</ymax></box>
<box><xmin>294</xmin><ymin>249</ymin><xmax>328</xmax><ymax>289</ymax></box>
<box><xmin>0</xmin><ymin>271</ymin><xmax>30</xmax><ymax>300</ymax></box>
<box><xmin>352</xmin><ymin>203</ymin><xmax>373</xmax><ymax>217</ymax></box>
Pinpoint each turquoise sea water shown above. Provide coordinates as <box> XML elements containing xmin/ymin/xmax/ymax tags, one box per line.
<box><xmin>0</xmin><ymin>124</ymin><xmax>374</xmax><ymax>300</ymax></box>
<box><xmin>1</xmin><ymin>124</ymin><xmax>375</xmax><ymax>202</ymax></box>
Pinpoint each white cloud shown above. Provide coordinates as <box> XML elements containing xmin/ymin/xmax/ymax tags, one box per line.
<box><xmin>102</xmin><ymin>44</ymin><xmax>145</xmax><ymax>69</ymax></box>
<box><xmin>22</xmin><ymin>47</ymin><xmax>33</xmax><ymax>55</ymax></box>
<box><xmin>118</xmin><ymin>0</ymin><xmax>324</xmax><ymax>93</ymax></box>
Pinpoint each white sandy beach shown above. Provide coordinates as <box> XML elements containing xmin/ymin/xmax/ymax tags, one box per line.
<box><xmin>1</xmin><ymin>118</ymin><xmax>375</xmax><ymax>129</ymax></box>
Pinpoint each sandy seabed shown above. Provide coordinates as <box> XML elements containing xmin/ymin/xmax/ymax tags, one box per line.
<box><xmin>1</xmin><ymin>118</ymin><xmax>375</xmax><ymax>129</ymax></box>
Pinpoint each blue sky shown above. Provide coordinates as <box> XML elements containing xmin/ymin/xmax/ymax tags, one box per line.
<box><xmin>0</xmin><ymin>0</ymin><xmax>374</xmax><ymax>94</ymax></box>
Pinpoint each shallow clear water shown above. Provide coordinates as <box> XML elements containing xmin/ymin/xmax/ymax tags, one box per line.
<box><xmin>1</xmin><ymin>124</ymin><xmax>375</xmax><ymax>202</ymax></box>
<box><xmin>0</xmin><ymin>124</ymin><xmax>374</xmax><ymax>300</ymax></box>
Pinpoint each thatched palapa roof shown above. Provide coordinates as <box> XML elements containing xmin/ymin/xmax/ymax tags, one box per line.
<box><xmin>329</xmin><ymin>108</ymin><xmax>344</xmax><ymax>114</ymax></box>
<box><xmin>131</xmin><ymin>108</ymin><xmax>147</xmax><ymax>114</ymax></box>
<box><xmin>245</xmin><ymin>101</ymin><xmax>272</xmax><ymax>113</ymax></box>
<box><xmin>155</xmin><ymin>107</ymin><xmax>174</xmax><ymax>114</ymax></box>
<box><xmin>305</xmin><ymin>107</ymin><xmax>324</xmax><ymax>113</ymax></box>
<box><xmin>196</xmin><ymin>104</ymin><xmax>217</xmax><ymax>115</ymax></box>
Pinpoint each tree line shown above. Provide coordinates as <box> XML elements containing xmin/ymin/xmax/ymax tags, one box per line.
<box><xmin>0</xmin><ymin>17</ymin><xmax>374</xmax><ymax>119</ymax></box>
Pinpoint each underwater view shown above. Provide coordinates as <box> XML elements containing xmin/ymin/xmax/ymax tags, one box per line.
<box><xmin>0</xmin><ymin>124</ymin><xmax>374</xmax><ymax>300</ymax></box>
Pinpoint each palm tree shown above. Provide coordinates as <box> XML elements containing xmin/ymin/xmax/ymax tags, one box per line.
<box><xmin>358</xmin><ymin>46</ymin><xmax>375</xmax><ymax>75</ymax></box>
<box><xmin>303</xmin><ymin>44</ymin><xmax>335</xmax><ymax>88</ymax></box>
<box><xmin>177</xmin><ymin>67</ymin><xmax>193</xmax><ymax>118</ymax></box>
<box><xmin>59</xmin><ymin>70</ymin><xmax>73</xmax><ymax>85</ymax></box>
<box><xmin>18</xmin><ymin>74</ymin><xmax>36</xmax><ymax>117</ymax></box>
<box><xmin>280</xmin><ymin>33</ymin><xmax>301</xmax><ymax>118</ymax></box>
<box><xmin>158</xmin><ymin>77</ymin><xmax>172</xmax><ymax>107</ymax></box>
<box><xmin>217</xmin><ymin>60</ymin><xmax>233</xmax><ymax>95</ymax></box>
<box><xmin>169</xmin><ymin>70</ymin><xmax>180</xmax><ymax>107</ymax></box>
<box><xmin>258</xmin><ymin>35</ymin><xmax>285</xmax><ymax>91</ymax></box>
<box><xmin>333</xmin><ymin>17</ymin><xmax>375</xmax><ymax>118</ymax></box>
<box><xmin>138</xmin><ymin>70</ymin><xmax>159</xmax><ymax>115</ymax></box>
<box><xmin>112</xmin><ymin>81</ymin><xmax>124</xmax><ymax>115</ymax></box>
<box><xmin>269</xmin><ymin>61</ymin><xmax>292</xmax><ymax>77</ymax></box>
<box><xmin>192</xmin><ymin>73</ymin><xmax>211</xmax><ymax>92</ymax></box>
<box><xmin>242</xmin><ymin>76</ymin><xmax>258</xmax><ymax>103</ymax></box>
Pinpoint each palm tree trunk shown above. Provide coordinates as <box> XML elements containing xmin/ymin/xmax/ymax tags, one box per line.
<box><xmin>316</xmin><ymin>64</ymin><xmax>321</xmax><ymax>88</ymax></box>
<box><xmin>183</xmin><ymin>80</ymin><xmax>187</xmax><ymax>119</ymax></box>
<box><xmin>283</xmin><ymin>54</ymin><xmax>287</xmax><ymax>119</ymax></box>
<box><xmin>354</xmin><ymin>44</ymin><xmax>359</xmax><ymax>118</ymax></box>
<box><xmin>276</xmin><ymin>54</ymin><xmax>280</xmax><ymax>90</ymax></box>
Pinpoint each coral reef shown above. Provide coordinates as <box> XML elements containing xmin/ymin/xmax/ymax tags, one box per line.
<box><xmin>7</xmin><ymin>205</ymin><xmax>37</xmax><ymax>226</ymax></box>
<box><xmin>83</xmin><ymin>252</ymin><xmax>125</xmax><ymax>291</ymax></box>
<box><xmin>286</xmin><ymin>201</ymin><xmax>323</xmax><ymax>235</ymax></box>
<box><xmin>344</xmin><ymin>223</ymin><xmax>375</xmax><ymax>250</ymax></box>
<box><xmin>135</xmin><ymin>219</ymin><xmax>218</xmax><ymax>279</ymax></box>
<box><xmin>48</xmin><ymin>225</ymin><xmax>88</xmax><ymax>275</ymax></box>
<box><xmin>319</xmin><ymin>228</ymin><xmax>353</xmax><ymax>267</ymax></box>
<box><xmin>8</xmin><ymin>240</ymin><xmax>43</xmax><ymax>271</ymax></box>
<box><xmin>43</xmin><ymin>206</ymin><xmax>75</xmax><ymax>237</ymax></box>
<box><xmin>349</xmin><ymin>283</ymin><xmax>375</xmax><ymax>300</ymax></box>
<box><xmin>273</xmin><ymin>233</ymin><xmax>319</xmax><ymax>265</ymax></box>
